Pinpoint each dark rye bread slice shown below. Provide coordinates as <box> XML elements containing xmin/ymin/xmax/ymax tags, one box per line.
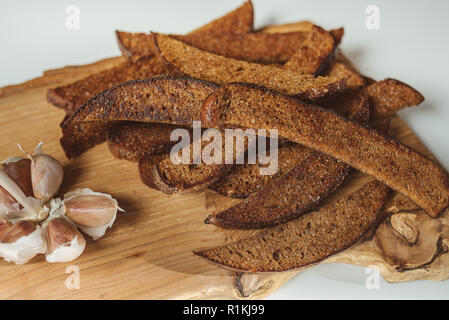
<box><xmin>154</xmin><ymin>34</ymin><xmax>347</xmax><ymax>101</ymax></box>
<box><xmin>206</xmin><ymin>90</ymin><xmax>368</xmax><ymax>228</ymax></box>
<box><xmin>63</xmin><ymin>76</ymin><xmax>217</xmax><ymax>127</ymax></box>
<box><xmin>47</xmin><ymin>57</ymin><xmax>166</xmax><ymax>115</ymax></box>
<box><xmin>209</xmin><ymin>143</ymin><xmax>313</xmax><ymax>198</ymax></box>
<box><xmin>206</xmin><ymin>152</ymin><xmax>351</xmax><ymax>229</ymax></box>
<box><xmin>116</xmin><ymin>0</ymin><xmax>254</xmax><ymax>60</ymax></box>
<box><xmin>283</xmin><ymin>26</ymin><xmax>336</xmax><ymax>75</ymax></box>
<box><xmin>210</xmin><ymin>89</ymin><xmax>369</xmax><ymax>199</ymax></box>
<box><xmin>107</xmin><ymin>122</ymin><xmax>190</xmax><ymax>162</ymax></box>
<box><xmin>322</xmin><ymin>60</ymin><xmax>365</xmax><ymax>89</ymax></box>
<box><xmin>49</xmin><ymin>57</ymin><xmax>167</xmax><ymax>159</ymax></box>
<box><xmin>175</xmin><ymin>32</ymin><xmax>311</xmax><ymax>64</ymax></box>
<box><xmin>195</xmin><ymin>181</ymin><xmax>391</xmax><ymax>272</ymax></box>
<box><xmin>201</xmin><ymin>83</ymin><xmax>449</xmax><ymax>217</ymax></box>
<box><xmin>138</xmin><ymin>129</ymin><xmax>253</xmax><ymax>194</ymax></box>
<box><xmin>363</xmin><ymin>78</ymin><xmax>425</xmax><ymax>120</ymax></box>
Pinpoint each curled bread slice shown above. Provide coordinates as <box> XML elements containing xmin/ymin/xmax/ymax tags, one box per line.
<box><xmin>117</xmin><ymin>0</ymin><xmax>254</xmax><ymax>60</ymax></box>
<box><xmin>154</xmin><ymin>34</ymin><xmax>347</xmax><ymax>101</ymax></box>
<box><xmin>284</xmin><ymin>26</ymin><xmax>336</xmax><ymax>75</ymax></box>
<box><xmin>107</xmin><ymin>122</ymin><xmax>190</xmax><ymax>162</ymax></box>
<box><xmin>363</xmin><ymin>78</ymin><xmax>425</xmax><ymax>120</ymax></box>
<box><xmin>63</xmin><ymin>76</ymin><xmax>217</xmax><ymax>128</ymax></box>
<box><xmin>195</xmin><ymin>181</ymin><xmax>391</xmax><ymax>272</ymax></box>
<box><xmin>201</xmin><ymin>83</ymin><xmax>449</xmax><ymax>217</ymax></box>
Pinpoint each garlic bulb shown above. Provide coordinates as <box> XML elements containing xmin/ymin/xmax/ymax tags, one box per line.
<box><xmin>63</xmin><ymin>189</ymin><xmax>123</xmax><ymax>240</ymax></box>
<box><xmin>44</xmin><ymin>217</ymin><xmax>86</xmax><ymax>263</ymax></box>
<box><xmin>19</xmin><ymin>142</ymin><xmax>64</xmax><ymax>202</ymax></box>
<box><xmin>0</xmin><ymin>220</ymin><xmax>47</xmax><ymax>265</ymax></box>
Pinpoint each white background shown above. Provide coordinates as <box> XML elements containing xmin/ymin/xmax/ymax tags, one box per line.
<box><xmin>1</xmin><ymin>0</ymin><xmax>449</xmax><ymax>299</ymax></box>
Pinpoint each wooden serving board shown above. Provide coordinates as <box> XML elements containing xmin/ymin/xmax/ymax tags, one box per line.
<box><xmin>0</xmin><ymin>57</ymin><xmax>447</xmax><ymax>299</ymax></box>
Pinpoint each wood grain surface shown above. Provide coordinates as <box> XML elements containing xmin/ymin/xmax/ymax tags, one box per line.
<box><xmin>0</xmin><ymin>57</ymin><xmax>447</xmax><ymax>299</ymax></box>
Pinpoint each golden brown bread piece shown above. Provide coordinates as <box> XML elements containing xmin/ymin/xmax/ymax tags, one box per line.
<box><xmin>206</xmin><ymin>90</ymin><xmax>368</xmax><ymax>227</ymax></box>
<box><xmin>63</xmin><ymin>76</ymin><xmax>217</xmax><ymax>127</ymax></box>
<box><xmin>154</xmin><ymin>34</ymin><xmax>347</xmax><ymax>101</ymax></box>
<box><xmin>201</xmin><ymin>83</ymin><xmax>449</xmax><ymax>217</ymax></box>
<box><xmin>363</xmin><ymin>78</ymin><xmax>425</xmax><ymax>120</ymax></box>
<box><xmin>107</xmin><ymin>122</ymin><xmax>190</xmax><ymax>162</ymax></box>
<box><xmin>284</xmin><ymin>26</ymin><xmax>336</xmax><ymax>75</ymax></box>
<box><xmin>116</xmin><ymin>0</ymin><xmax>254</xmax><ymax>60</ymax></box>
<box><xmin>195</xmin><ymin>181</ymin><xmax>391</xmax><ymax>272</ymax></box>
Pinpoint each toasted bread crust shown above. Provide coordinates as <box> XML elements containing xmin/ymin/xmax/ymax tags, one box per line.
<box><xmin>107</xmin><ymin>122</ymin><xmax>189</xmax><ymax>161</ymax></box>
<box><xmin>210</xmin><ymin>90</ymin><xmax>368</xmax><ymax>199</ymax></box>
<box><xmin>206</xmin><ymin>90</ymin><xmax>368</xmax><ymax>227</ymax></box>
<box><xmin>284</xmin><ymin>26</ymin><xmax>336</xmax><ymax>75</ymax></box>
<box><xmin>195</xmin><ymin>181</ymin><xmax>391</xmax><ymax>272</ymax></box>
<box><xmin>47</xmin><ymin>57</ymin><xmax>166</xmax><ymax>115</ymax></box>
<box><xmin>364</xmin><ymin>78</ymin><xmax>425</xmax><ymax>120</ymax></box>
<box><xmin>206</xmin><ymin>152</ymin><xmax>351</xmax><ymax>229</ymax></box>
<box><xmin>209</xmin><ymin>143</ymin><xmax>313</xmax><ymax>198</ymax></box>
<box><xmin>48</xmin><ymin>57</ymin><xmax>167</xmax><ymax>159</ymax></box>
<box><xmin>201</xmin><ymin>83</ymin><xmax>449</xmax><ymax>217</ymax></box>
<box><xmin>155</xmin><ymin>34</ymin><xmax>347</xmax><ymax>101</ymax></box>
<box><xmin>322</xmin><ymin>60</ymin><xmax>365</xmax><ymax>89</ymax></box>
<box><xmin>116</xmin><ymin>0</ymin><xmax>254</xmax><ymax>61</ymax></box>
<box><xmin>63</xmin><ymin>76</ymin><xmax>217</xmax><ymax>128</ymax></box>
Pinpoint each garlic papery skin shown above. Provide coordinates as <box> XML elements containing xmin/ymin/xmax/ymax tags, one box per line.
<box><xmin>63</xmin><ymin>189</ymin><xmax>123</xmax><ymax>240</ymax></box>
<box><xmin>0</xmin><ymin>168</ymin><xmax>47</xmax><ymax>221</ymax></box>
<box><xmin>44</xmin><ymin>217</ymin><xmax>86</xmax><ymax>263</ymax></box>
<box><xmin>19</xmin><ymin>142</ymin><xmax>64</xmax><ymax>202</ymax></box>
<box><xmin>0</xmin><ymin>221</ymin><xmax>47</xmax><ymax>265</ymax></box>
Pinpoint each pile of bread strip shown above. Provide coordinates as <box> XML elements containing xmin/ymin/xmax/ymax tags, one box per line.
<box><xmin>48</xmin><ymin>1</ymin><xmax>449</xmax><ymax>273</ymax></box>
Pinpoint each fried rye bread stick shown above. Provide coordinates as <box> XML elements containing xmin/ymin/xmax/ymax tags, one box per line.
<box><xmin>195</xmin><ymin>181</ymin><xmax>391</xmax><ymax>272</ymax></box>
<box><xmin>210</xmin><ymin>89</ymin><xmax>369</xmax><ymax>199</ymax></box>
<box><xmin>154</xmin><ymin>34</ymin><xmax>347</xmax><ymax>101</ymax></box>
<box><xmin>63</xmin><ymin>76</ymin><xmax>218</xmax><ymax>127</ymax></box>
<box><xmin>117</xmin><ymin>0</ymin><xmax>254</xmax><ymax>60</ymax></box>
<box><xmin>206</xmin><ymin>90</ymin><xmax>368</xmax><ymax>228</ymax></box>
<box><xmin>201</xmin><ymin>83</ymin><xmax>449</xmax><ymax>217</ymax></box>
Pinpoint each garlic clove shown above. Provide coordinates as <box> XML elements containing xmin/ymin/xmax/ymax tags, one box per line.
<box><xmin>1</xmin><ymin>158</ymin><xmax>33</xmax><ymax>197</ymax></box>
<box><xmin>0</xmin><ymin>220</ymin><xmax>12</xmax><ymax>240</ymax></box>
<box><xmin>65</xmin><ymin>195</ymin><xmax>116</xmax><ymax>227</ymax></box>
<box><xmin>45</xmin><ymin>217</ymin><xmax>85</xmax><ymax>263</ymax></box>
<box><xmin>1</xmin><ymin>220</ymin><xmax>37</xmax><ymax>243</ymax></box>
<box><xmin>0</xmin><ymin>168</ymin><xmax>48</xmax><ymax>221</ymax></box>
<box><xmin>63</xmin><ymin>189</ymin><xmax>123</xmax><ymax>240</ymax></box>
<box><xmin>19</xmin><ymin>142</ymin><xmax>64</xmax><ymax>202</ymax></box>
<box><xmin>0</xmin><ymin>220</ymin><xmax>47</xmax><ymax>265</ymax></box>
